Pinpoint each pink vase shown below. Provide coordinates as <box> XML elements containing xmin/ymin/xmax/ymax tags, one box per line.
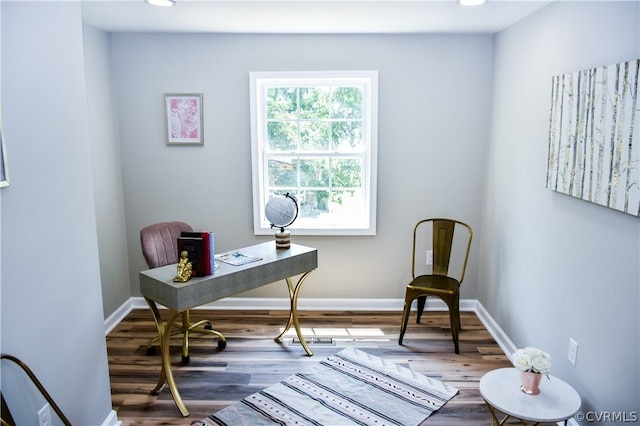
<box><xmin>520</xmin><ymin>372</ymin><xmax>542</xmax><ymax>395</ymax></box>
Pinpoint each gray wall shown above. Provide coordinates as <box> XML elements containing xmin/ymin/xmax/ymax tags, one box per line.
<box><xmin>0</xmin><ymin>0</ymin><xmax>3</xmax><ymax>364</ymax></box>
<box><xmin>479</xmin><ymin>1</ymin><xmax>639</xmax><ymax>420</ymax></box>
<box><xmin>110</xmin><ymin>33</ymin><xmax>494</xmax><ymax>300</ymax></box>
<box><xmin>0</xmin><ymin>2</ymin><xmax>113</xmax><ymax>425</ymax></box>
<box><xmin>84</xmin><ymin>24</ymin><xmax>131</xmax><ymax>319</ymax></box>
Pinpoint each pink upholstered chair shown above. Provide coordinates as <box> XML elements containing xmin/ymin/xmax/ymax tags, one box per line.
<box><xmin>140</xmin><ymin>221</ymin><xmax>226</xmax><ymax>364</ymax></box>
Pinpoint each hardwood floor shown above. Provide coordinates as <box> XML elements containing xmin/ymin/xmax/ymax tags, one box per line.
<box><xmin>107</xmin><ymin>308</ymin><xmax>513</xmax><ymax>425</ymax></box>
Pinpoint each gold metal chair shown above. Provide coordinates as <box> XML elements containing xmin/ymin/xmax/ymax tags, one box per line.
<box><xmin>140</xmin><ymin>221</ymin><xmax>226</xmax><ymax>364</ymax></box>
<box><xmin>398</xmin><ymin>218</ymin><xmax>472</xmax><ymax>354</ymax></box>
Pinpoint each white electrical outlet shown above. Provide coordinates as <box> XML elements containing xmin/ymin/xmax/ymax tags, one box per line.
<box><xmin>426</xmin><ymin>250</ymin><xmax>433</xmax><ymax>266</ymax></box>
<box><xmin>567</xmin><ymin>338</ymin><xmax>578</xmax><ymax>366</ymax></box>
<box><xmin>37</xmin><ymin>403</ymin><xmax>52</xmax><ymax>426</ymax></box>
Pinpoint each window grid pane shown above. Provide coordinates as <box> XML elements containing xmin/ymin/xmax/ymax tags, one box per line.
<box><xmin>252</xmin><ymin>71</ymin><xmax>377</xmax><ymax>235</ymax></box>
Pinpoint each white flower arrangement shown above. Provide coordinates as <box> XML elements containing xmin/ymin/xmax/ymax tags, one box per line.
<box><xmin>513</xmin><ymin>347</ymin><xmax>551</xmax><ymax>375</ymax></box>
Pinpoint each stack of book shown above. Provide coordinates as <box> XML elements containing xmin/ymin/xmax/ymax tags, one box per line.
<box><xmin>177</xmin><ymin>231</ymin><xmax>215</xmax><ymax>276</ymax></box>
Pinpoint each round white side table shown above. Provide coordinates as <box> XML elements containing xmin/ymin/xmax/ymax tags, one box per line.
<box><xmin>479</xmin><ymin>368</ymin><xmax>581</xmax><ymax>425</ymax></box>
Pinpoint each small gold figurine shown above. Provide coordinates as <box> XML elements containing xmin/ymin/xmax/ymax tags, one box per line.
<box><xmin>173</xmin><ymin>250</ymin><xmax>193</xmax><ymax>282</ymax></box>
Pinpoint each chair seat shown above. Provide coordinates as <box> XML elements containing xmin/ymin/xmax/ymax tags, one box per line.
<box><xmin>407</xmin><ymin>275</ymin><xmax>460</xmax><ymax>295</ymax></box>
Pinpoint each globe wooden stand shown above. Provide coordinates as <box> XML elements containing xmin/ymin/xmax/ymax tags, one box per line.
<box><xmin>266</xmin><ymin>193</ymin><xmax>298</xmax><ymax>250</ymax></box>
<box><xmin>275</xmin><ymin>230</ymin><xmax>291</xmax><ymax>249</ymax></box>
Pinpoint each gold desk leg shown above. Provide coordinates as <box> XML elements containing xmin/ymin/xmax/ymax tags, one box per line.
<box><xmin>274</xmin><ymin>271</ymin><xmax>314</xmax><ymax>356</ymax></box>
<box><xmin>144</xmin><ymin>298</ymin><xmax>190</xmax><ymax>417</ymax></box>
<box><xmin>182</xmin><ymin>310</ymin><xmax>190</xmax><ymax>360</ymax></box>
<box><xmin>161</xmin><ymin>311</ymin><xmax>190</xmax><ymax>417</ymax></box>
<box><xmin>144</xmin><ymin>298</ymin><xmax>167</xmax><ymax>394</ymax></box>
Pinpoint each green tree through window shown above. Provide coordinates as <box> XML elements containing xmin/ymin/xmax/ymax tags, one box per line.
<box><xmin>251</xmin><ymin>71</ymin><xmax>378</xmax><ymax>235</ymax></box>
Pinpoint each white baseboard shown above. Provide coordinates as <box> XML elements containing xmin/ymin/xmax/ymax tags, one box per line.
<box><xmin>472</xmin><ymin>300</ymin><xmax>517</xmax><ymax>362</ymax></box>
<box><xmin>104</xmin><ymin>298</ymin><xmax>138</xmax><ymax>335</ymax></box>
<box><xmin>101</xmin><ymin>409</ymin><xmax>121</xmax><ymax>426</ymax></box>
<box><xmin>104</xmin><ymin>297</ymin><xmax>512</xmax><ymax>354</ymax></box>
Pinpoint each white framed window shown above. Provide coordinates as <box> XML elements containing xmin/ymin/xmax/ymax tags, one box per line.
<box><xmin>250</xmin><ymin>71</ymin><xmax>378</xmax><ymax>236</ymax></box>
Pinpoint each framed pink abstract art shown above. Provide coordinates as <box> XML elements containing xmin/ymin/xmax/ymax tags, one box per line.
<box><xmin>165</xmin><ymin>93</ymin><xmax>204</xmax><ymax>145</ymax></box>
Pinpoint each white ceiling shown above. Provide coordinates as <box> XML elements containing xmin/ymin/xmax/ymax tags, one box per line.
<box><xmin>81</xmin><ymin>0</ymin><xmax>554</xmax><ymax>34</ymax></box>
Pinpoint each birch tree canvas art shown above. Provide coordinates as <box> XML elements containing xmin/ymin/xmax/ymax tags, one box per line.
<box><xmin>546</xmin><ymin>59</ymin><xmax>640</xmax><ymax>216</ymax></box>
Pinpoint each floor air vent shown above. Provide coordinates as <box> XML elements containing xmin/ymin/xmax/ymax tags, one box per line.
<box><xmin>291</xmin><ymin>337</ymin><xmax>335</xmax><ymax>346</ymax></box>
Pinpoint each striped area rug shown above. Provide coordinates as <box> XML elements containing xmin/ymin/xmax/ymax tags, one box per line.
<box><xmin>192</xmin><ymin>347</ymin><xmax>458</xmax><ymax>426</ymax></box>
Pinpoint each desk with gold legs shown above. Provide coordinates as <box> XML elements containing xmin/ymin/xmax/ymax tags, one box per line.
<box><xmin>140</xmin><ymin>242</ymin><xmax>318</xmax><ymax>417</ymax></box>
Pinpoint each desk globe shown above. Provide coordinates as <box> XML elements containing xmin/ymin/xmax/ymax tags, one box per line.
<box><xmin>265</xmin><ymin>193</ymin><xmax>299</xmax><ymax>249</ymax></box>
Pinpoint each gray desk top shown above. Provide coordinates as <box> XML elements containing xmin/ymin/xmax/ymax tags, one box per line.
<box><xmin>140</xmin><ymin>242</ymin><xmax>318</xmax><ymax>311</ymax></box>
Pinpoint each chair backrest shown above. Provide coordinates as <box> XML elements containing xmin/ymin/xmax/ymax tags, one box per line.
<box><xmin>140</xmin><ymin>221</ymin><xmax>194</xmax><ymax>269</ymax></box>
<box><xmin>411</xmin><ymin>218</ymin><xmax>473</xmax><ymax>283</ymax></box>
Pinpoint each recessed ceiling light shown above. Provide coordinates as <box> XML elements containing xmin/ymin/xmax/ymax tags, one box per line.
<box><xmin>145</xmin><ymin>0</ymin><xmax>176</xmax><ymax>7</ymax></box>
<box><xmin>458</xmin><ymin>0</ymin><xmax>488</xmax><ymax>6</ymax></box>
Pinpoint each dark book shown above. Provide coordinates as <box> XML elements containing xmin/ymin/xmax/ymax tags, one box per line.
<box><xmin>177</xmin><ymin>236</ymin><xmax>206</xmax><ymax>277</ymax></box>
<box><xmin>180</xmin><ymin>231</ymin><xmax>215</xmax><ymax>275</ymax></box>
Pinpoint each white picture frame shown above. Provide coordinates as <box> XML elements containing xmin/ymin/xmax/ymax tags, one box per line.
<box><xmin>165</xmin><ymin>93</ymin><xmax>204</xmax><ymax>146</ymax></box>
